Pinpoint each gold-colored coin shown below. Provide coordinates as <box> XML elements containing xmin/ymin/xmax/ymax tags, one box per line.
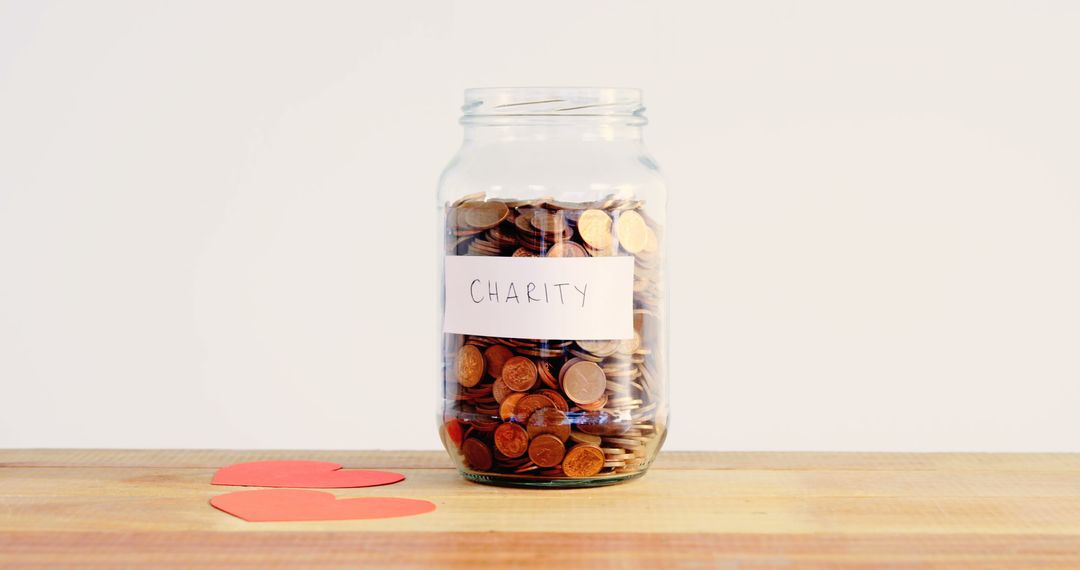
<box><xmin>576</xmin><ymin>339</ymin><xmax>619</xmax><ymax>357</ymax></box>
<box><xmin>561</xmin><ymin>360</ymin><xmax>607</xmax><ymax>404</ymax></box>
<box><xmin>528</xmin><ymin>433</ymin><xmax>566</xmax><ymax>468</ymax></box>
<box><xmin>456</xmin><ymin>345</ymin><xmax>484</xmax><ymax>387</ymax></box>
<box><xmin>501</xmin><ymin>356</ymin><xmax>538</xmax><ymax>392</ymax></box>
<box><xmin>493</xmin><ymin>422</ymin><xmax>529</xmax><ymax>458</ymax></box>
<box><xmin>577</xmin><ymin>209</ymin><xmax>613</xmax><ymax>249</ymax></box>
<box><xmin>642</xmin><ymin>226</ymin><xmax>659</xmax><ymax>253</ymax></box>
<box><xmin>615</xmin><ymin>210</ymin><xmax>648</xmax><ymax>253</ymax></box>
<box><xmin>463</xmin><ymin>201</ymin><xmax>509</xmax><ymax>230</ymax></box>
<box><xmin>569</xmin><ymin>431</ymin><xmax>602</xmax><ymax>446</ymax></box>
<box><xmin>562</xmin><ymin>444</ymin><xmax>605</xmax><ymax>478</ymax></box>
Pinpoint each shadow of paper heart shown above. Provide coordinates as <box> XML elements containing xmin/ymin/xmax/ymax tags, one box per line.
<box><xmin>210</xmin><ymin>489</ymin><xmax>436</xmax><ymax>522</ymax></box>
<box><xmin>212</xmin><ymin>460</ymin><xmax>404</xmax><ymax>488</ymax></box>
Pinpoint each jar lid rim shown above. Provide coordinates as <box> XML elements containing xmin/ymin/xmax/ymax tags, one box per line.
<box><xmin>463</xmin><ymin>87</ymin><xmax>644</xmax><ymax>117</ymax></box>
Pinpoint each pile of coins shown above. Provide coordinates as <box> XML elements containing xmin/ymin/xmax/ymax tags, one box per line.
<box><xmin>441</xmin><ymin>194</ymin><xmax>666</xmax><ymax>483</ymax></box>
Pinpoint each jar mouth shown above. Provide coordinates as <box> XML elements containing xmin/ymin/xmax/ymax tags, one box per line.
<box><xmin>462</xmin><ymin>87</ymin><xmax>645</xmax><ymax>121</ymax></box>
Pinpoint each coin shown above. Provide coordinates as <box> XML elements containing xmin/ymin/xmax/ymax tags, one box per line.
<box><xmin>463</xmin><ymin>201</ymin><xmax>509</xmax><ymax>230</ymax></box>
<box><xmin>546</xmin><ymin>241</ymin><xmax>588</xmax><ymax>257</ymax></box>
<box><xmin>530</xmin><ymin>210</ymin><xmax>566</xmax><ymax>234</ymax></box>
<box><xmin>526</xmin><ymin>406</ymin><xmax>571</xmax><ymax>442</ymax></box>
<box><xmin>537</xmin><ymin>361</ymin><xmax>559</xmax><ymax>389</ymax></box>
<box><xmin>456</xmin><ymin>345</ymin><xmax>485</xmax><ymax>388</ymax></box>
<box><xmin>561</xmin><ymin>360</ymin><xmax>607</xmax><ymax>404</ymax></box>
<box><xmin>643</xmin><ymin>226</ymin><xmax>659</xmax><ymax>253</ymax></box>
<box><xmin>577</xmin><ymin>393</ymin><xmax>608</xmax><ymax>411</ymax></box>
<box><xmin>443</xmin><ymin>419</ymin><xmax>463</xmax><ymax>448</ymax></box>
<box><xmin>514</xmin><ymin>393</ymin><xmax>557</xmax><ymax>423</ymax></box>
<box><xmin>537</xmin><ymin>388</ymin><xmax>569</xmax><ymax>412</ymax></box>
<box><xmin>577</xmin><ymin>209</ymin><xmax>613</xmax><ymax>249</ymax></box>
<box><xmin>615</xmin><ymin>210</ymin><xmax>648</xmax><ymax>253</ymax></box>
<box><xmin>462</xmin><ymin>438</ymin><xmax>493</xmax><ymax>471</ymax></box>
<box><xmin>492</xmin><ymin>378</ymin><xmax>512</xmax><ymax>404</ymax></box>
<box><xmin>569</xmin><ymin>431</ymin><xmax>602</xmax><ymax>446</ymax></box>
<box><xmin>483</xmin><ymin>345</ymin><xmax>514</xmax><ymax>379</ymax></box>
<box><xmin>493</xmin><ymin>422</ymin><xmax>529</xmax><ymax>458</ymax></box>
<box><xmin>562</xmin><ymin>444</ymin><xmax>605</xmax><ymax>478</ymax></box>
<box><xmin>499</xmin><ymin>392</ymin><xmax>525</xmax><ymax>421</ymax></box>
<box><xmin>501</xmin><ymin>356</ymin><xmax>538</xmax><ymax>392</ymax></box>
<box><xmin>576</xmin><ymin>410</ymin><xmax>632</xmax><ymax>436</ymax></box>
<box><xmin>576</xmin><ymin>339</ymin><xmax>619</xmax><ymax>357</ymax></box>
<box><xmin>528</xmin><ymin>433</ymin><xmax>566</xmax><ymax>468</ymax></box>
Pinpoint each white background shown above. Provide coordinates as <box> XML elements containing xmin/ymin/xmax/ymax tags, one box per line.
<box><xmin>2</xmin><ymin>1</ymin><xmax>1078</xmax><ymax>451</ymax></box>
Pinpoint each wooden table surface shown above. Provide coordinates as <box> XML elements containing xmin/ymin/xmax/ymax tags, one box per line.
<box><xmin>3</xmin><ymin>450</ymin><xmax>1080</xmax><ymax>568</ymax></box>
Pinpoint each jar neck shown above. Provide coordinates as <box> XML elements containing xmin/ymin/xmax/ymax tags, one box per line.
<box><xmin>460</xmin><ymin>88</ymin><xmax>646</xmax><ymax>145</ymax></box>
<box><xmin>462</xmin><ymin>119</ymin><xmax>644</xmax><ymax>144</ymax></box>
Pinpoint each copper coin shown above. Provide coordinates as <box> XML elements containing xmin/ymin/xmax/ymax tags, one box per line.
<box><xmin>558</xmin><ymin>357</ymin><xmax>584</xmax><ymax>385</ymax></box>
<box><xmin>526</xmin><ymin>407</ymin><xmax>571</xmax><ymax>442</ymax></box>
<box><xmin>444</xmin><ymin>419</ymin><xmax>463</xmax><ymax>448</ymax></box>
<box><xmin>530</xmin><ymin>210</ymin><xmax>566</xmax><ymax>234</ymax></box>
<box><xmin>538</xmin><ymin>361</ymin><xmax>560</xmax><ymax>389</ymax></box>
<box><xmin>501</xmin><ymin>356</ymin><xmax>538</xmax><ymax>392</ymax></box>
<box><xmin>456</xmin><ymin>345</ymin><xmax>485</xmax><ymax>388</ymax></box>
<box><xmin>576</xmin><ymin>410</ymin><xmax>632</xmax><ymax>436</ymax></box>
<box><xmin>461</xmin><ymin>438</ymin><xmax>493</xmax><ymax>471</ymax></box>
<box><xmin>463</xmin><ymin>201</ymin><xmax>509</xmax><ymax>230</ymax></box>
<box><xmin>528</xmin><ymin>434</ymin><xmax>566</xmax><ymax>468</ymax></box>
<box><xmin>561</xmin><ymin>360</ymin><xmax>607</xmax><ymax>404</ymax></box>
<box><xmin>492</xmin><ymin>378</ymin><xmax>512</xmax><ymax>404</ymax></box>
<box><xmin>577</xmin><ymin>393</ymin><xmax>608</xmax><ymax>411</ymax></box>
<box><xmin>499</xmin><ymin>392</ymin><xmax>525</xmax><ymax>421</ymax></box>
<box><xmin>538</xmin><ymin>388</ymin><xmax>569</xmax><ymax>412</ymax></box>
<box><xmin>493</xmin><ymin>422</ymin><xmax>529</xmax><ymax>458</ymax></box>
<box><xmin>514</xmin><ymin>213</ymin><xmax>538</xmax><ymax>234</ymax></box>
<box><xmin>545</xmin><ymin>241</ymin><xmax>588</xmax><ymax>257</ymax></box>
<box><xmin>514</xmin><ymin>393</ymin><xmax>557</xmax><ymax>423</ymax></box>
<box><xmin>483</xmin><ymin>345</ymin><xmax>514</xmax><ymax>379</ymax></box>
<box><xmin>562</xmin><ymin>444</ymin><xmax>605</xmax><ymax>478</ymax></box>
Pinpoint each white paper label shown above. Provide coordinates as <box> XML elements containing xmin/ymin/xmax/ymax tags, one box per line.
<box><xmin>443</xmin><ymin>255</ymin><xmax>635</xmax><ymax>340</ymax></box>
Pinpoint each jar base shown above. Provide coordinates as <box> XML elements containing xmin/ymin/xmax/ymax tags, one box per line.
<box><xmin>459</xmin><ymin>469</ymin><xmax>647</xmax><ymax>488</ymax></box>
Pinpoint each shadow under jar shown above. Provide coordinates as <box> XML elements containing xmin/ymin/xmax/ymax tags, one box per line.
<box><xmin>437</xmin><ymin>87</ymin><xmax>669</xmax><ymax>488</ymax></box>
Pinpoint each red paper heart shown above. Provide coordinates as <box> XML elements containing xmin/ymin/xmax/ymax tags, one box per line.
<box><xmin>212</xmin><ymin>460</ymin><xmax>404</xmax><ymax>488</ymax></box>
<box><xmin>211</xmin><ymin>489</ymin><xmax>436</xmax><ymax>522</ymax></box>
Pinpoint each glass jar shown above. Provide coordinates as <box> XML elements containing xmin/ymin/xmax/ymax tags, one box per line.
<box><xmin>437</xmin><ymin>87</ymin><xmax>668</xmax><ymax>487</ymax></box>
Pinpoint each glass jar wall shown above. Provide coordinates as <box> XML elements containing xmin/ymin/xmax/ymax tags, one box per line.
<box><xmin>437</xmin><ymin>88</ymin><xmax>668</xmax><ymax>487</ymax></box>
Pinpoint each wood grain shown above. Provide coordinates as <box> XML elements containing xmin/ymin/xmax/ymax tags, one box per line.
<box><xmin>2</xmin><ymin>450</ymin><xmax>1079</xmax><ymax>568</ymax></box>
